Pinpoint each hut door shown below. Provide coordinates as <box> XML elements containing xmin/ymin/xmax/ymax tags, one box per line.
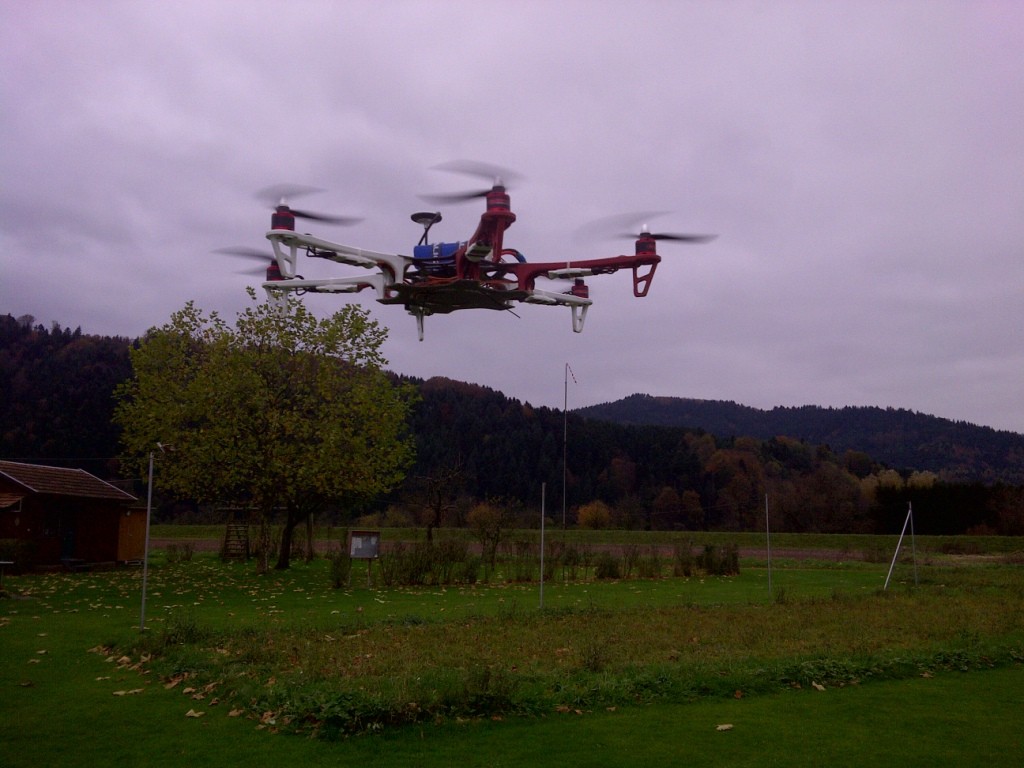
<box><xmin>60</xmin><ymin>513</ymin><xmax>77</xmax><ymax>560</ymax></box>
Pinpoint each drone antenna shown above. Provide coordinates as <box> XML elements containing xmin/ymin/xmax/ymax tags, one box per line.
<box><xmin>411</xmin><ymin>211</ymin><xmax>443</xmax><ymax>245</ymax></box>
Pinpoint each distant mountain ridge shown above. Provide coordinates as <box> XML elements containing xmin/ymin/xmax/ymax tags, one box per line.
<box><xmin>575</xmin><ymin>394</ymin><xmax>1024</xmax><ymax>484</ymax></box>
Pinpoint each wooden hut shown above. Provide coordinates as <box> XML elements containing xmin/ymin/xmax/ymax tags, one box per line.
<box><xmin>0</xmin><ymin>460</ymin><xmax>140</xmax><ymax>568</ymax></box>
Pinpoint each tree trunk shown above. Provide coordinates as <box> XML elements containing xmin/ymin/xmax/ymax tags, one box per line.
<box><xmin>275</xmin><ymin>505</ymin><xmax>302</xmax><ymax>570</ymax></box>
<box><xmin>305</xmin><ymin>511</ymin><xmax>315</xmax><ymax>563</ymax></box>
<box><xmin>256</xmin><ymin>510</ymin><xmax>272</xmax><ymax>574</ymax></box>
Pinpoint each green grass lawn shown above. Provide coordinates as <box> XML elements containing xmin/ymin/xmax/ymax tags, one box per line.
<box><xmin>2</xmin><ymin>546</ymin><xmax>1022</xmax><ymax>766</ymax></box>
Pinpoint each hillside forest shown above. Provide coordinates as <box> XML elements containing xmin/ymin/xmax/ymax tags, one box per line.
<box><xmin>2</xmin><ymin>313</ymin><xmax>1023</xmax><ymax>536</ymax></box>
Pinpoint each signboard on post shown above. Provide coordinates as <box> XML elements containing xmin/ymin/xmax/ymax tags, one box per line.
<box><xmin>348</xmin><ymin>530</ymin><xmax>380</xmax><ymax>560</ymax></box>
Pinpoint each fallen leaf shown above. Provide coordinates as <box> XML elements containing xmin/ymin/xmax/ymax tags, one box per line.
<box><xmin>812</xmin><ymin>682</ymin><xmax>826</xmax><ymax>692</ymax></box>
<box><xmin>185</xmin><ymin>709</ymin><xmax>205</xmax><ymax>718</ymax></box>
<box><xmin>716</xmin><ymin>724</ymin><xmax>734</xmax><ymax>732</ymax></box>
<box><xmin>228</xmin><ymin>708</ymin><xmax>244</xmax><ymax>717</ymax></box>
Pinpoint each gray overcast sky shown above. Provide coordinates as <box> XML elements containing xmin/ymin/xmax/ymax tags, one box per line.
<box><xmin>2</xmin><ymin>1</ymin><xmax>1022</xmax><ymax>433</ymax></box>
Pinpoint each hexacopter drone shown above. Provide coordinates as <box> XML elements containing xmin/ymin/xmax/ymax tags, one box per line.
<box><xmin>224</xmin><ymin>162</ymin><xmax>715</xmax><ymax>340</ymax></box>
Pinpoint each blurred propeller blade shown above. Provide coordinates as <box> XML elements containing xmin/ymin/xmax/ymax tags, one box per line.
<box><xmin>288</xmin><ymin>208</ymin><xmax>363</xmax><ymax>225</ymax></box>
<box><xmin>256</xmin><ymin>184</ymin><xmax>324</xmax><ymax>205</ymax></box>
<box><xmin>216</xmin><ymin>246</ymin><xmax>273</xmax><ymax>262</ymax></box>
<box><xmin>256</xmin><ymin>184</ymin><xmax>362</xmax><ymax>225</ymax></box>
<box><xmin>235</xmin><ymin>266</ymin><xmax>271</xmax><ymax>276</ymax></box>
<box><xmin>431</xmin><ymin>160</ymin><xmax>523</xmax><ymax>186</ymax></box>
<box><xmin>618</xmin><ymin>230</ymin><xmax>717</xmax><ymax>243</ymax></box>
<box><xmin>575</xmin><ymin>211</ymin><xmax>715</xmax><ymax>244</ymax></box>
<box><xmin>418</xmin><ymin>189</ymin><xmax>491</xmax><ymax>204</ymax></box>
<box><xmin>420</xmin><ymin>160</ymin><xmax>524</xmax><ymax>205</ymax></box>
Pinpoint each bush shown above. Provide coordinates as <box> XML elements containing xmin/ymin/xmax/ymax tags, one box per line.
<box><xmin>577</xmin><ymin>500</ymin><xmax>613</xmax><ymax>530</ymax></box>
<box><xmin>637</xmin><ymin>547</ymin><xmax>663</xmax><ymax>578</ymax></box>
<box><xmin>673</xmin><ymin>542</ymin><xmax>694</xmax><ymax>577</ymax></box>
<box><xmin>594</xmin><ymin>551</ymin><xmax>621</xmax><ymax>580</ymax></box>
<box><xmin>696</xmin><ymin>544</ymin><xmax>740</xmax><ymax>576</ymax></box>
<box><xmin>327</xmin><ymin>547</ymin><xmax>352</xmax><ymax>589</ymax></box>
<box><xmin>377</xmin><ymin>539</ymin><xmax>478</xmax><ymax>587</ymax></box>
<box><xmin>165</xmin><ymin>543</ymin><xmax>194</xmax><ymax>563</ymax></box>
<box><xmin>621</xmin><ymin>544</ymin><xmax>641</xmax><ymax>577</ymax></box>
<box><xmin>0</xmin><ymin>539</ymin><xmax>36</xmax><ymax>571</ymax></box>
<box><xmin>508</xmin><ymin>540</ymin><xmax>536</xmax><ymax>582</ymax></box>
<box><xmin>562</xmin><ymin>545</ymin><xmax>582</xmax><ymax>581</ymax></box>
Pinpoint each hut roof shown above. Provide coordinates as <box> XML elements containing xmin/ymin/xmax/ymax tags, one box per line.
<box><xmin>0</xmin><ymin>460</ymin><xmax>136</xmax><ymax>502</ymax></box>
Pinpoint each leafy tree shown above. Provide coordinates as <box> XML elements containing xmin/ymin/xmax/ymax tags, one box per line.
<box><xmin>406</xmin><ymin>459</ymin><xmax>465</xmax><ymax>542</ymax></box>
<box><xmin>467</xmin><ymin>499</ymin><xmax>516</xmax><ymax>570</ymax></box>
<box><xmin>577</xmin><ymin>499</ymin><xmax>613</xmax><ymax>530</ymax></box>
<box><xmin>650</xmin><ymin>486</ymin><xmax>682</xmax><ymax>530</ymax></box>
<box><xmin>115</xmin><ymin>293</ymin><xmax>415</xmax><ymax>570</ymax></box>
<box><xmin>679</xmin><ymin>489</ymin><xmax>705</xmax><ymax>530</ymax></box>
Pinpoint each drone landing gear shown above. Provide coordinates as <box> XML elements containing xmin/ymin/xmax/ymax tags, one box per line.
<box><xmin>413</xmin><ymin>307</ymin><xmax>426</xmax><ymax>341</ymax></box>
<box><xmin>571</xmin><ymin>303</ymin><xmax>588</xmax><ymax>333</ymax></box>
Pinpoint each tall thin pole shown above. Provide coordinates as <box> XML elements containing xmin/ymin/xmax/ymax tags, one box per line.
<box><xmin>562</xmin><ymin>364</ymin><xmax>568</xmax><ymax>530</ymax></box>
<box><xmin>884</xmin><ymin>503</ymin><xmax>914</xmax><ymax>590</ymax></box>
<box><xmin>765</xmin><ymin>494</ymin><xmax>772</xmax><ymax>597</ymax></box>
<box><xmin>140</xmin><ymin>450</ymin><xmax>154</xmax><ymax>631</ymax></box>
<box><xmin>909</xmin><ymin>502</ymin><xmax>918</xmax><ymax>587</ymax></box>
<box><xmin>539</xmin><ymin>483</ymin><xmax>546</xmax><ymax>610</ymax></box>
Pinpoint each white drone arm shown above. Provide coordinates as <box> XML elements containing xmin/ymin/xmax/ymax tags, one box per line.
<box><xmin>263</xmin><ymin>273</ymin><xmax>388</xmax><ymax>299</ymax></box>
<box><xmin>266</xmin><ymin>230</ymin><xmax>409</xmax><ymax>280</ymax></box>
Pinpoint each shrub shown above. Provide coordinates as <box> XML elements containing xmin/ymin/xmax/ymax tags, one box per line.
<box><xmin>327</xmin><ymin>547</ymin><xmax>352</xmax><ymax>589</ymax></box>
<box><xmin>377</xmin><ymin>539</ymin><xmax>478</xmax><ymax>587</ymax></box>
<box><xmin>562</xmin><ymin>545</ymin><xmax>582</xmax><ymax>581</ymax></box>
<box><xmin>621</xmin><ymin>544</ymin><xmax>641</xmax><ymax>577</ymax></box>
<box><xmin>434</xmin><ymin>539</ymin><xmax>469</xmax><ymax>584</ymax></box>
<box><xmin>577</xmin><ymin>500</ymin><xmax>613</xmax><ymax>530</ymax></box>
<box><xmin>637</xmin><ymin>547</ymin><xmax>663</xmax><ymax>578</ymax></box>
<box><xmin>578</xmin><ymin>637</ymin><xmax>611</xmax><ymax>672</ymax></box>
<box><xmin>673</xmin><ymin>542</ymin><xmax>694</xmax><ymax>577</ymax></box>
<box><xmin>696</xmin><ymin>544</ymin><xmax>740</xmax><ymax>576</ymax></box>
<box><xmin>594</xmin><ymin>551</ymin><xmax>621</xmax><ymax>580</ymax></box>
<box><xmin>508</xmin><ymin>540</ymin><xmax>536</xmax><ymax>582</ymax></box>
<box><xmin>165</xmin><ymin>542</ymin><xmax>194</xmax><ymax>563</ymax></box>
<box><xmin>0</xmin><ymin>539</ymin><xmax>36</xmax><ymax>571</ymax></box>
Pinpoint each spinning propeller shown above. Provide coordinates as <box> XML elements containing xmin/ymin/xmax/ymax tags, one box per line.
<box><xmin>419</xmin><ymin>160</ymin><xmax>524</xmax><ymax>204</ymax></box>
<box><xmin>215</xmin><ymin>246</ymin><xmax>280</xmax><ymax>277</ymax></box>
<box><xmin>575</xmin><ymin>211</ymin><xmax>716</xmax><ymax>245</ymax></box>
<box><xmin>618</xmin><ymin>224</ymin><xmax>717</xmax><ymax>244</ymax></box>
<box><xmin>256</xmin><ymin>184</ymin><xmax>363</xmax><ymax>225</ymax></box>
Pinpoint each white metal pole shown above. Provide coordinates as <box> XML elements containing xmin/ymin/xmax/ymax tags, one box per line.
<box><xmin>909</xmin><ymin>502</ymin><xmax>918</xmax><ymax>586</ymax></box>
<box><xmin>884</xmin><ymin>504</ymin><xmax>913</xmax><ymax>590</ymax></box>
<box><xmin>539</xmin><ymin>483</ymin><xmax>546</xmax><ymax>610</ymax></box>
<box><xmin>562</xmin><ymin>364</ymin><xmax>568</xmax><ymax>530</ymax></box>
<box><xmin>140</xmin><ymin>450</ymin><xmax>154</xmax><ymax>631</ymax></box>
<box><xmin>765</xmin><ymin>494</ymin><xmax>772</xmax><ymax>597</ymax></box>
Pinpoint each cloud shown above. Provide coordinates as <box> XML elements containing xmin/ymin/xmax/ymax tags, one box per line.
<box><xmin>1</xmin><ymin>1</ymin><xmax>1022</xmax><ymax>432</ymax></box>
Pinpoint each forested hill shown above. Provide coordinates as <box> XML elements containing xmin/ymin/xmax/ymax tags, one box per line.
<box><xmin>3</xmin><ymin>310</ymin><xmax>1022</xmax><ymax>495</ymax></box>
<box><xmin>576</xmin><ymin>394</ymin><xmax>1024</xmax><ymax>484</ymax></box>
